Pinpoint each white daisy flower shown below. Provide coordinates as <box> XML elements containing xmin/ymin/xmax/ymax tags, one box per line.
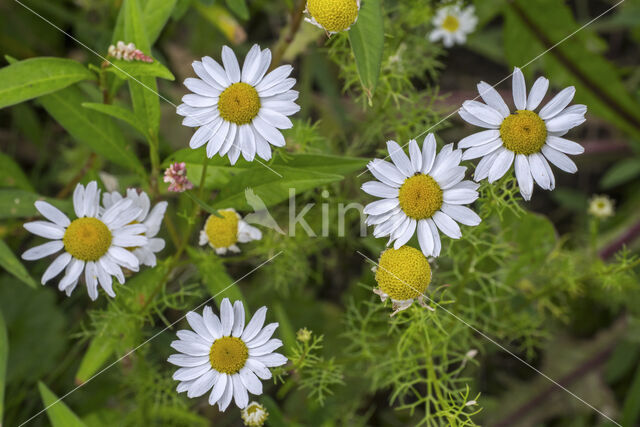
<box><xmin>168</xmin><ymin>299</ymin><xmax>287</xmax><ymax>411</ymax></box>
<box><xmin>429</xmin><ymin>3</ymin><xmax>477</xmax><ymax>48</ymax></box>
<box><xmin>199</xmin><ymin>209</ymin><xmax>262</xmax><ymax>255</ymax></box>
<box><xmin>304</xmin><ymin>0</ymin><xmax>361</xmax><ymax>34</ymax></box>
<box><xmin>458</xmin><ymin>67</ymin><xmax>587</xmax><ymax>200</ymax></box>
<box><xmin>177</xmin><ymin>44</ymin><xmax>300</xmax><ymax>164</ymax></box>
<box><xmin>362</xmin><ymin>134</ymin><xmax>481</xmax><ymax>258</ymax></box>
<box><xmin>102</xmin><ymin>189</ymin><xmax>168</xmax><ymax>267</ymax></box>
<box><xmin>588</xmin><ymin>194</ymin><xmax>614</xmax><ymax>219</ymax></box>
<box><xmin>241</xmin><ymin>401</ymin><xmax>269</xmax><ymax>426</ymax></box>
<box><xmin>21</xmin><ymin>181</ymin><xmax>147</xmax><ymax>300</ymax></box>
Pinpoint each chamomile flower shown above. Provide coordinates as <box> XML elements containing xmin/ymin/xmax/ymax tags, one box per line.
<box><xmin>102</xmin><ymin>189</ymin><xmax>168</xmax><ymax>267</ymax></box>
<box><xmin>363</xmin><ymin>134</ymin><xmax>481</xmax><ymax>258</ymax></box>
<box><xmin>199</xmin><ymin>209</ymin><xmax>262</xmax><ymax>255</ymax></box>
<box><xmin>429</xmin><ymin>3</ymin><xmax>477</xmax><ymax>48</ymax></box>
<box><xmin>241</xmin><ymin>401</ymin><xmax>269</xmax><ymax>426</ymax></box>
<box><xmin>169</xmin><ymin>299</ymin><xmax>287</xmax><ymax>411</ymax></box>
<box><xmin>459</xmin><ymin>67</ymin><xmax>587</xmax><ymax>200</ymax></box>
<box><xmin>373</xmin><ymin>246</ymin><xmax>432</xmax><ymax>316</ymax></box>
<box><xmin>21</xmin><ymin>181</ymin><xmax>147</xmax><ymax>300</ymax></box>
<box><xmin>177</xmin><ymin>45</ymin><xmax>300</xmax><ymax>164</ymax></box>
<box><xmin>588</xmin><ymin>194</ymin><xmax>615</xmax><ymax>219</ymax></box>
<box><xmin>304</xmin><ymin>0</ymin><xmax>360</xmax><ymax>34</ymax></box>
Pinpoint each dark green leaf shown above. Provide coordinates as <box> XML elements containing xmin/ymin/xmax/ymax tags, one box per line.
<box><xmin>0</xmin><ymin>57</ymin><xmax>95</xmax><ymax>109</ymax></box>
<box><xmin>225</xmin><ymin>0</ymin><xmax>249</xmax><ymax>20</ymax></box>
<box><xmin>348</xmin><ymin>0</ymin><xmax>384</xmax><ymax>101</ymax></box>
<box><xmin>0</xmin><ymin>239</ymin><xmax>37</xmax><ymax>288</ymax></box>
<box><xmin>0</xmin><ymin>312</ymin><xmax>7</xmax><ymax>423</ymax></box>
<box><xmin>75</xmin><ymin>336</ymin><xmax>116</xmax><ymax>386</ymax></box>
<box><xmin>0</xmin><ymin>189</ymin><xmax>72</xmax><ymax>220</ymax></box>
<box><xmin>600</xmin><ymin>158</ymin><xmax>640</xmax><ymax>189</ymax></box>
<box><xmin>103</xmin><ymin>59</ymin><xmax>175</xmax><ymax>81</ymax></box>
<box><xmin>144</xmin><ymin>0</ymin><xmax>178</xmax><ymax>45</ymax></box>
<box><xmin>82</xmin><ymin>102</ymin><xmax>148</xmax><ymax>137</ymax></box>
<box><xmin>39</xmin><ymin>85</ymin><xmax>145</xmax><ymax>174</ymax></box>
<box><xmin>38</xmin><ymin>382</ymin><xmax>87</xmax><ymax>427</ymax></box>
<box><xmin>0</xmin><ymin>152</ymin><xmax>34</xmax><ymax>191</ymax></box>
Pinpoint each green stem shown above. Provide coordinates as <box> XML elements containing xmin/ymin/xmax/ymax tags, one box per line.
<box><xmin>148</xmin><ymin>132</ymin><xmax>161</xmax><ymax>196</ymax></box>
<box><xmin>270</xmin><ymin>0</ymin><xmax>307</xmax><ymax>70</ymax></box>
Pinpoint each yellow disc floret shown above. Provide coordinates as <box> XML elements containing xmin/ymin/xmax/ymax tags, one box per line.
<box><xmin>205</xmin><ymin>210</ymin><xmax>239</xmax><ymax>248</ymax></box>
<box><xmin>500</xmin><ymin>110</ymin><xmax>547</xmax><ymax>155</ymax></box>
<box><xmin>241</xmin><ymin>402</ymin><xmax>269</xmax><ymax>427</ymax></box>
<box><xmin>307</xmin><ymin>0</ymin><xmax>359</xmax><ymax>33</ymax></box>
<box><xmin>218</xmin><ymin>82</ymin><xmax>261</xmax><ymax>125</ymax></box>
<box><xmin>375</xmin><ymin>246</ymin><xmax>431</xmax><ymax>301</ymax></box>
<box><xmin>63</xmin><ymin>217</ymin><xmax>112</xmax><ymax>261</ymax></box>
<box><xmin>209</xmin><ymin>336</ymin><xmax>248</xmax><ymax>374</ymax></box>
<box><xmin>398</xmin><ymin>174</ymin><xmax>443</xmax><ymax>220</ymax></box>
<box><xmin>442</xmin><ymin>15</ymin><xmax>460</xmax><ymax>32</ymax></box>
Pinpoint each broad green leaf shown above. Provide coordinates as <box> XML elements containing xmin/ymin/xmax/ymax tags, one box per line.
<box><xmin>0</xmin><ymin>152</ymin><xmax>34</xmax><ymax>191</ymax></box>
<box><xmin>194</xmin><ymin>3</ymin><xmax>246</xmax><ymax>44</ymax></box>
<box><xmin>103</xmin><ymin>59</ymin><xmax>175</xmax><ymax>81</ymax></box>
<box><xmin>272</xmin><ymin>303</ymin><xmax>296</xmax><ymax>355</ymax></box>
<box><xmin>503</xmin><ymin>0</ymin><xmax>640</xmax><ymax>141</ymax></box>
<box><xmin>225</xmin><ymin>0</ymin><xmax>249</xmax><ymax>20</ymax></box>
<box><xmin>124</xmin><ymin>0</ymin><xmax>160</xmax><ymax>137</ymax></box>
<box><xmin>0</xmin><ymin>57</ymin><xmax>95</xmax><ymax>109</ymax></box>
<box><xmin>75</xmin><ymin>336</ymin><xmax>116</xmax><ymax>385</ymax></box>
<box><xmin>0</xmin><ymin>189</ymin><xmax>72</xmax><ymax>219</ymax></box>
<box><xmin>0</xmin><ymin>312</ymin><xmax>7</xmax><ymax>423</ymax></box>
<box><xmin>38</xmin><ymin>382</ymin><xmax>87</xmax><ymax>427</ymax></box>
<box><xmin>600</xmin><ymin>158</ymin><xmax>640</xmax><ymax>189</ymax></box>
<box><xmin>348</xmin><ymin>0</ymin><xmax>384</xmax><ymax>101</ymax></box>
<box><xmin>144</xmin><ymin>0</ymin><xmax>178</xmax><ymax>45</ymax></box>
<box><xmin>211</xmin><ymin>165</ymin><xmax>344</xmax><ymax>210</ymax></box>
<box><xmin>39</xmin><ymin>85</ymin><xmax>144</xmax><ymax>174</ymax></box>
<box><xmin>0</xmin><ymin>239</ymin><xmax>37</xmax><ymax>288</ymax></box>
<box><xmin>82</xmin><ymin>102</ymin><xmax>148</xmax><ymax>137</ymax></box>
<box><xmin>605</xmin><ymin>340</ymin><xmax>640</xmax><ymax>383</ymax></box>
<box><xmin>187</xmin><ymin>248</ymin><xmax>247</xmax><ymax>312</ymax></box>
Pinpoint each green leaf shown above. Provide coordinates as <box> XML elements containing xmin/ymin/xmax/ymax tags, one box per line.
<box><xmin>39</xmin><ymin>85</ymin><xmax>144</xmax><ymax>174</ymax></box>
<box><xmin>0</xmin><ymin>189</ymin><xmax>72</xmax><ymax>219</ymax></box>
<box><xmin>144</xmin><ymin>0</ymin><xmax>178</xmax><ymax>45</ymax></box>
<box><xmin>124</xmin><ymin>0</ymin><xmax>160</xmax><ymax>137</ymax></box>
<box><xmin>103</xmin><ymin>59</ymin><xmax>175</xmax><ymax>81</ymax></box>
<box><xmin>0</xmin><ymin>239</ymin><xmax>38</xmax><ymax>288</ymax></box>
<box><xmin>0</xmin><ymin>152</ymin><xmax>34</xmax><ymax>191</ymax></box>
<box><xmin>38</xmin><ymin>382</ymin><xmax>87</xmax><ymax>427</ymax></box>
<box><xmin>225</xmin><ymin>0</ymin><xmax>249</xmax><ymax>20</ymax></box>
<box><xmin>600</xmin><ymin>158</ymin><xmax>640</xmax><ymax>189</ymax></box>
<box><xmin>183</xmin><ymin>191</ymin><xmax>223</xmax><ymax>217</ymax></box>
<box><xmin>0</xmin><ymin>57</ymin><xmax>95</xmax><ymax>109</ymax></box>
<box><xmin>187</xmin><ymin>248</ymin><xmax>247</xmax><ymax>311</ymax></box>
<box><xmin>211</xmin><ymin>165</ymin><xmax>344</xmax><ymax>210</ymax></box>
<box><xmin>348</xmin><ymin>0</ymin><xmax>384</xmax><ymax>101</ymax></box>
<box><xmin>75</xmin><ymin>336</ymin><xmax>117</xmax><ymax>385</ymax></box>
<box><xmin>504</xmin><ymin>0</ymin><xmax>640</xmax><ymax>141</ymax></box>
<box><xmin>622</xmin><ymin>366</ymin><xmax>640</xmax><ymax>427</ymax></box>
<box><xmin>82</xmin><ymin>102</ymin><xmax>148</xmax><ymax>137</ymax></box>
<box><xmin>0</xmin><ymin>312</ymin><xmax>7</xmax><ymax>423</ymax></box>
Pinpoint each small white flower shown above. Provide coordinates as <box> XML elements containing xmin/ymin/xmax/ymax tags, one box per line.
<box><xmin>199</xmin><ymin>209</ymin><xmax>262</xmax><ymax>255</ymax></box>
<box><xmin>362</xmin><ymin>134</ymin><xmax>481</xmax><ymax>258</ymax></box>
<box><xmin>21</xmin><ymin>181</ymin><xmax>147</xmax><ymax>300</ymax></box>
<box><xmin>304</xmin><ymin>0</ymin><xmax>361</xmax><ymax>34</ymax></box>
<box><xmin>168</xmin><ymin>299</ymin><xmax>287</xmax><ymax>411</ymax></box>
<box><xmin>241</xmin><ymin>401</ymin><xmax>269</xmax><ymax>426</ymax></box>
<box><xmin>102</xmin><ymin>189</ymin><xmax>168</xmax><ymax>267</ymax></box>
<box><xmin>588</xmin><ymin>194</ymin><xmax>614</xmax><ymax>219</ymax></box>
<box><xmin>429</xmin><ymin>3</ymin><xmax>477</xmax><ymax>48</ymax></box>
<box><xmin>459</xmin><ymin>67</ymin><xmax>587</xmax><ymax>200</ymax></box>
<box><xmin>177</xmin><ymin>45</ymin><xmax>300</xmax><ymax>164</ymax></box>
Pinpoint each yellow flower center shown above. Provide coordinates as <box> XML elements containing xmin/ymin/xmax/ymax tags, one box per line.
<box><xmin>63</xmin><ymin>217</ymin><xmax>112</xmax><ymax>261</ymax></box>
<box><xmin>500</xmin><ymin>110</ymin><xmax>547</xmax><ymax>155</ymax></box>
<box><xmin>375</xmin><ymin>246</ymin><xmax>431</xmax><ymax>301</ymax></box>
<box><xmin>242</xmin><ymin>402</ymin><xmax>269</xmax><ymax>427</ymax></box>
<box><xmin>442</xmin><ymin>15</ymin><xmax>460</xmax><ymax>32</ymax></box>
<box><xmin>398</xmin><ymin>174</ymin><xmax>443</xmax><ymax>220</ymax></box>
<box><xmin>306</xmin><ymin>0</ymin><xmax>359</xmax><ymax>32</ymax></box>
<box><xmin>205</xmin><ymin>210</ymin><xmax>239</xmax><ymax>248</ymax></box>
<box><xmin>218</xmin><ymin>82</ymin><xmax>261</xmax><ymax>125</ymax></box>
<box><xmin>209</xmin><ymin>336</ymin><xmax>248</xmax><ymax>374</ymax></box>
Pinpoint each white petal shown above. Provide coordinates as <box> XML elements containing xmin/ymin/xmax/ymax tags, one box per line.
<box><xmin>461</xmin><ymin>139</ymin><xmax>503</xmax><ymax>161</ymax></box>
<box><xmin>249</xmin><ymin>338</ymin><xmax>283</xmax><ymax>356</ymax></box>
<box><xmin>246</xmin><ymin>323</ymin><xmax>278</xmax><ymax>348</ymax></box>
<box><xmin>417</xmin><ymin>220</ymin><xmax>434</xmax><ymax>257</ymax></box>
<box><xmin>41</xmin><ymin>252</ymin><xmax>71</xmax><ymax>284</ymax></box>
<box><xmin>182</xmin><ymin>94</ymin><xmax>218</xmax><ymax>108</ymax></box>
<box><xmin>239</xmin><ymin>367</ymin><xmax>262</xmax><ymax>395</ymax></box>
<box><xmin>245</xmin><ymin>359</ymin><xmax>272</xmax><ymax>380</ymax></box>
<box><xmin>73</xmin><ymin>183</ymin><xmax>85</xmax><ymax>217</ymax></box>
<box><xmin>232</xmin><ymin>374</ymin><xmax>249</xmax><ymax>409</ymax></box>
<box><xmin>202</xmin><ymin>56</ymin><xmax>231</xmax><ymax>88</ymax></box>
<box><xmin>255</xmin><ymin>65</ymin><xmax>293</xmax><ymax>93</ymax></box>
<box><xmin>363</xmin><ymin>198</ymin><xmax>399</xmax><ymax>215</ymax></box>
<box><xmin>168</xmin><ymin>354</ymin><xmax>210</xmax><ymax>367</ymax></box>
<box><xmin>462</xmin><ymin>101</ymin><xmax>504</xmax><ymax>126</ymax></box>
<box><xmin>107</xmin><ymin>247</ymin><xmax>139</xmax><ymax>271</ymax></box>
<box><xmin>541</xmin><ymin>145</ymin><xmax>578</xmax><ymax>173</ymax></box>
<box><xmin>253</xmin><ymin>352</ymin><xmax>287</xmax><ymax>367</ymax></box>
<box><xmin>189</xmin><ymin>122</ymin><xmax>216</xmax><ymax>149</ymax></box>
<box><xmin>252</xmin><ymin>116</ymin><xmax>286</xmax><ymax>147</ymax></box>
<box><xmin>173</xmin><ymin>364</ymin><xmax>211</xmax><ymax>381</ymax></box>
<box><xmin>393</xmin><ymin>218</ymin><xmax>416</xmax><ymax>249</ymax></box>
<box><xmin>459</xmin><ymin>108</ymin><xmax>499</xmax><ymax>129</ymax></box>
<box><xmin>192</xmin><ymin>60</ymin><xmax>225</xmax><ymax>90</ymax></box>
<box><xmin>514</xmin><ymin>154</ymin><xmax>534</xmax><ymax>201</ymax></box>
<box><xmin>458</xmin><ymin>130</ymin><xmax>500</xmax><ymax>149</ymax></box>
<box><xmin>22</xmin><ymin>240</ymin><xmax>63</xmax><ymax>261</ymax></box>
<box><xmin>220</xmin><ymin>298</ymin><xmax>234</xmax><ymax>336</ymax></box>
<box><xmin>209</xmin><ymin>372</ymin><xmax>227</xmax><ymax>406</ymax></box>
<box><xmin>239</xmin><ymin>124</ymin><xmax>256</xmax><ymax>162</ymax></box>
<box><xmin>545</xmin><ymin>136</ymin><xmax>584</xmax><ymax>155</ymax></box>
<box><xmin>528</xmin><ymin>153</ymin><xmax>551</xmax><ymax>190</ymax></box>
<box><xmin>187</xmin><ymin>369</ymin><xmax>218</xmax><ymax>398</ymax></box>
<box><xmin>440</xmin><ymin>204</ymin><xmax>481</xmax><ymax>226</ymax></box>
<box><xmin>541</xmin><ymin>154</ymin><xmax>556</xmax><ymax>190</ymax></box>
<box><xmin>488</xmin><ymin>148</ymin><xmax>514</xmax><ymax>183</ymax></box>
<box><xmin>477</xmin><ymin>81</ymin><xmax>509</xmax><ymax>117</ymax></box>
<box><xmin>421</xmin><ymin>133</ymin><xmax>437</xmax><ymax>174</ymax></box>
<box><xmin>432</xmin><ymin>211</ymin><xmax>462</xmax><ymax>239</ymax></box>
<box><xmin>23</xmin><ymin>221</ymin><xmax>65</xmax><ymax>239</ymax></box>
<box><xmin>426</xmin><ymin>219</ymin><xmax>441</xmax><ymax>257</ymax></box>
<box><xmin>171</xmin><ymin>340</ymin><xmax>210</xmax><ymax>356</ymax></box>
<box><xmin>231</xmin><ymin>300</ymin><xmax>245</xmax><ymax>337</ymax></box>
<box><xmin>59</xmin><ymin>258</ymin><xmax>84</xmax><ymax>291</ymax></box>
<box><xmin>257</xmin><ymin>78</ymin><xmax>296</xmax><ymax>97</ymax></box>
<box><xmin>187</xmin><ymin>311</ymin><xmax>215</xmax><ymax>342</ymax></box>
<box><xmin>368</xmin><ymin>159</ymin><xmax>405</xmax><ymax>187</ymax></box>
<box><xmin>442</xmin><ymin>186</ymin><xmax>479</xmax><ymax>205</ymax></box>
<box><xmin>241</xmin><ymin>307</ymin><xmax>267</xmax><ymax>342</ymax></box>
<box><xmin>408</xmin><ymin>139</ymin><xmax>422</xmax><ymax>172</ymax></box>
<box><xmin>545</xmin><ymin>113</ymin><xmax>586</xmax><ymax>133</ymax></box>
<box><xmin>526</xmin><ymin>77</ymin><xmax>549</xmax><ymax>110</ymax></box>
<box><xmin>34</xmin><ymin>201</ymin><xmax>70</xmax><ymax>227</ymax></box>
<box><xmin>473</xmin><ymin>149</ymin><xmax>501</xmax><ymax>181</ymax></box>
<box><xmin>539</xmin><ymin>86</ymin><xmax>576</xmax><ymax>120</ymax></box>
<box><xmin>218</xmin><ymin>375</ymin><xmax>234</xmax><ymax>411</ymax></box>
<box><xmin>221</xmin><ymin>46</ymin><xmax>241</xmax><ymax>83</ymax></box>
<box><xmin>512</xmin><ymin>67</ymin><xmax>527</xmax><ymax>110</ymax></box>
<box><xmin>387</xmin><ymin>140</ymin><xmax>413</xmax><ymax>177</ymax></box>
<box><xmin>203</xmin><ymin>306</ymin><xmax>223</xmax><ymax>340</ymax></box>
<box><xmin>258</xmin><ymin>108</ymin><xmax>293</xmax><ymax>129</ymax></box>
<box><xmin>241</xmin><ymin>44</ymin><xmax>262</xmax><ymax>84</ymax></box>
<box><xmin>184</xmin><ymin>78</ymin><xmax>221</xmax><ymax>97</ymax></box>
<box><xmin>361</xmin><ymin>181</ymin><xmax>398</xmax><ymax>198</ymax></box>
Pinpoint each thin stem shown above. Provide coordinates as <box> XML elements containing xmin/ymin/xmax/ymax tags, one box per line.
<box><xmin>270</xmin><ymin>0</ymin><xmax>307</xmax><ymax>70</ymax></box>
<box><xmin>148</xmin><ymin>132</ymin><xmax>161</xmax><ymax>196</ymax></box>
